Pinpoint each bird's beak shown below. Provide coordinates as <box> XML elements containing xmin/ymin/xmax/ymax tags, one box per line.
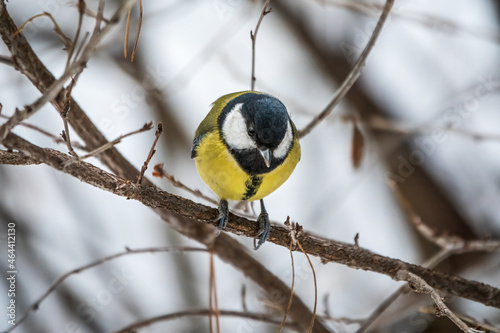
<box><xmin>259</xmin><ymin>148</ymin><xmax>271</xmax><ymax>168</ymax></box>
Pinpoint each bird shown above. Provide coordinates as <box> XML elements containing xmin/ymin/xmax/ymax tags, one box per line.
<box><xmin>191</xmin><ymin>91</ymin><xmax>301</xmax><ymax>249</ymax></box>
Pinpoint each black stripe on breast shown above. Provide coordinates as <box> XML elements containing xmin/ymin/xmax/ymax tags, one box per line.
<box><xmin>242</xmin><ymin>175</ymin><xmax>263</xmax><ymax>200</ymax></box>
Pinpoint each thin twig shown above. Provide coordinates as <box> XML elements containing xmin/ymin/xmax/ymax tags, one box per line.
<box><xmin>277</xmin><ymin>238</ymin><xmax>296</xmax><ymax>333</ymax></box>
<box><xmin>357</xmin><ymin>178</ymin><xmax>500</xmax><ymax>333</ymax></box>
<box><xmin>0</xmin><ymin>114</ymin><xmax>86</xmax><ymax>150</ymax></box>
<box><xmin>74</xmin><ymin>122</ymin><xmax>153</xmax><ymax>162</ymax></box>
<box><xmin>0</xmin><ymin>55</ymin><xmax>13</xmax><ymax>66</ymax></box>
<box><xmin>420</xmin><ymin>306</ymin><xmax>500</xmax><ymax>333</ymax></box>
<box><xmin>60</xmin><ymin>83</ymin><xmax>78</xmax><ymax>157</ymax></box>
<box><xmin>296</xmin><ymin>238</ymin><xmax>318</xmax><ymax>333</ymax></box>
<box><xmin>9</xmin><ymin>246</ymin><xmax>207</xmax><ymax>332</ymax></box>
<box><xmin>298</xmin><ymin>0</ymin><xmax>394</xmax><ymax>138</ymax></box>
<box><xmin>319</xmin><ymin>0</ymin><xmax>500</xmax><ymax>45</ymax></box>
<box><xmin>388</xmin><ymin>178</ymin><xmax>500</xmax><ymax>253</ymax></box>
<box><xmin>114</xmin><ymin>309</ymin><xmax>298</xmax><ymax>333</ymax></box>
<box><xmin>250</xmin><ymin>0</ymin><xmax>272</xmax><ymax>90</ymax></box>
<box><xmin>355</xmin><ymin>248</ymin><xmax>452</xmax><ymax>333</ymax></box>
<box><xmin>130</xmin><ymin>0</ymin><xmax>143</xmax><ymax>62</ymax></box>
<box><xmin>0</xmin><ymin>0</ymin><xmax>139</xmax><ymax>143</ymax></box>
<box><xmin>124</xmin><ymin>6</ymin><xmax>132</xmax><ymax>59</ymax></box>
<box><xmin>152</xmin><ymin>163</ymin><xmax>218</xmax><ymax>205</ymax></box>
<box><xmin>209</xmin><ymin>253</ymin><xmax>221</xmax><ymax>333</ymax></box>
<box><xmin>340</xmin><ymin>114</ymin><xmax>500</xmax><ymax>142</ymax></box>
<box><xmin>209</xmin><ymin>254</ymin><xmax>213</xmax><ymax>333</ymax></box>
<box><xmin>15</xmin><ymin>12</ymin><xmax>71</xmax><ymax>48</ymax></box>
<box><xmin>137</xmin><ymin>123</ymin><xmax>162</xmax><ymax>184</ymax></box>
<box><xmin>241</xmin><ymin>285</ymin><xmax>248</xmax><ymax>312</ymax></box>
<box><xmin>397</xmin><ymin>271</ymin><xmax>483</xmax><ymax>333</ymax></box>
<box><xmin>65</xmin><ymin>0</ymin><xmax>86</xmax><ymax>69</ymax></box>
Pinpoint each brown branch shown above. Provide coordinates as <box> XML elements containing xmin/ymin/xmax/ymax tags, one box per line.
<box><xmin>65</xmin><ymin>0</ymin><xmax>86</xmax><ymax>69</ymax></box>
<box><xmin>16</xmin><ymin>12</ymin><xmax>72</xmax><ymax>49</ymax></box>
<box><xmin>3</xmin><ymin>133</ymin><xmax>500</xmax><ymax>312</ymax></box>
<box><xmin>131</xmin><ymin>0</ymin><xmax>143</xmax><ymax>62</ymax></box>
<box><xmin>0</xmin><ymin>150</ymin><xmax>41</xmax><ymax>165</ymax></box>
<box><xmin>389</xmin><ymin>178</ymin><xmax>500</xmax><ymax>253</ymax></box>
<box><xmin>298</xmin><ymin>0</ymin><xmax>394</xmax><ymax>138</ymax></box>
<box><xmin>153</xmin><ymin>163</ymin><xmax>218</xmax><ymax>206</ymax></box>
<box><xmin>420</xmin><ymin>306</ymin><xmax>500</xmax><ymax>333</ymax></box>
<box><xmin>0</xmin><ymin>54</ymin><xmax>12</xmax><ymax>66</ymax></box>
<box><xmin>0</xmin><ymin>114</ymin><xmax>86</xmax><ymax>150</ymax></box>
<box><xmin>9</xmin><ymin>246</ymin><xmax>207</xmax><ymax>332</ymax></box>
<box><xmin>0</xmin><ymin>0</ymin><xmax>139</xmax><ymax>144</ymax></box>
<box><xmin>114</xmin><ymin>309</ymin><xmax>299</xmax><ymax>333</ymax></box>
<box><xmin>397</xmin><ymin>270</ymin><xmax>479</xmax><ymax>333</ymax></box>
<box><xmin>2</xmin><ymin>133</ymin><xmax>330</xmax><ymax>333</ymax></box>
<box><xmin>73</xmin><ymin>121</ymin><xmax>153</xmax><ymax>162</ymax></box>
<box><xmin>137</xmin><ymin>122</ymin><xmax>162</xmax><ymax>184</ymax></box>
<box><xmin>356</xmin><ymin>179</ymin><xmax>500</xmax><ymax>332</ymax></box>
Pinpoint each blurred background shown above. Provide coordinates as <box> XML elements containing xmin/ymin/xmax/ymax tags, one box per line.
<box><xmin>0</xmin><ymin>0</ymin><xmax>499</xmax><ymax>332</ymax></box>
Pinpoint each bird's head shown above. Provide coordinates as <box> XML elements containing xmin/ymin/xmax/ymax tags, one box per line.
<box><xmin>219</xmin><ymin>92</ymin><xmax>293</xmax><ymax>174</ymax></box>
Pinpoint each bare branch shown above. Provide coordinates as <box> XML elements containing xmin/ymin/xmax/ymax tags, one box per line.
<box><xmin>73</xmin><ymin>121</ymin><xmax>153</xmax><ymax>162</ymax></box>
<box><xmin>16</xmin><ymin>12</ymin><xmax>72</xmax><ymax>49</ymax></box>
<box><xmin>397</xmin><ymin>270</ymin><xmax>484</xmax><ymax>333</ymax></box>
<box><xmin>0</xmin><ymin>0</ymin><xmax>139</xmax><ymax>143</ymax></box>
<box><xmin>114</xmin><ymin>309</ymin><xmax>299</xmax><ymax>333</ymax></box>
<box><xmin>65</xmin><ymin>0</ymin><xmax>86</xmax><ymax>69</ymax></box>
<box><xmin>277</xmin><ymin>238</ymin><xmax>296</xmax><ymax>333</ymax></box>
<box><xmin>250</xmin><ymin>0</ymin><xmax>272</xmax><ymax>90</ymax></box>
<box><xmin>10</xmin><ymin>246</ymin><xmax>208</xmax><ymax>332</ymax></box>
<box><xmin>0</xmin><ymin>114</ymin><xmax>86</xmax><ymax>150</ymax></box>
<box><xmin>137</xmin><ymin>123</ymin><xmax>162</xmax><ymax>184</ymax></box>
<box><xmin>0</xmin><ymin>150</ymin><xmax>41</xmax><ymax>165</ymax></box>
<box><xmin>153</xmin><ymin>163</ymin><xmax>218</xmax><ymax>205</ymax></box>
<box><xmin>3</xmin><ymin>132</ymin><xmax>500</xmax><ymax>312</ymax></box>
<box><xmin>3</xmin><ymin>133</ymin><xmax>330</xmax><ymax>333</ymax></box>
<box><xmin>388</xmin><ymin>178</ymin><xmax>500</xmax><ymax>253</ymax></box>
<box><xmin>0</xmin><ymin>54</ymin><xmax>12</xmax><ymax>66</ymax></box>
<box><xmin>298</xmin><ymin>0</ymin><xmax>394</xmax><ymax>138</ymax></box>
<box><xmin>420</xmin><ymin>306</ymin><xmax>500</xmax><ymax>333</ymax></box>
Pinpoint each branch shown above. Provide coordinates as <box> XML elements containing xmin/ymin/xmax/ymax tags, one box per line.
<box><xmin>298</xmin><ymin>0</ymin><xmax>394</xmax><ymax>138</ymax></box>
<box><xmin>3</xmin><ymin>133</ymin><xmax>500</xmax><ymax>311</ymax></box>
<box><xmin>114</xmin><ymin>309</ymin><xmax>298</xmax><ymax>333</ymax></box>
<box><xmin>138</xmin><ymin>123</ymin><xmax>162</xmax><ymax>184</ymax></box>
<box><xmin>0</xmin><ymin>0</ymin><xmax>139</xmax><ymax>143</ymax></box>
<box><xmin>0</xmin><ymin>149</ymin><xmax>40</xmax><ymax>165</ymax></box>
<box><xmin>0</xmin><ymin>0</ymin><xmax>142</xmax><ymax>182</ymax></box>
<box><xmin>397</xmin><ymin>270</ymin><xmax>483</xmax><ymax>333</ymax></box>
<box><xmin>73</xmin><ymin>121</ymin><xmax>153</xmax><ymax>162</ymax></box>
<box><xmin>11</xmin><ymin>246</ymin><xmax>207</xmax><ymax>331</ymax></box>
<box><xmin>0</xmin><ymin>114</ymin><xmax>87</xmax><ymax>150</ymax></box>
<box><xmin>250</xmin><ymin>0</ymin><xmax>272</xmax><ymax>90</ymax></box>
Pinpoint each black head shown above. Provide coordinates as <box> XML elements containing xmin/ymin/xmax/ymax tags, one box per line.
<box><xmin>241</xmin><ymin>95</ymin><xmax>289</xmax><ymax>150</ymax></box>
<box><xmin>218</xmin><ymin>92</ymin><xmax>294</xmax><ymax>175</ymax></box>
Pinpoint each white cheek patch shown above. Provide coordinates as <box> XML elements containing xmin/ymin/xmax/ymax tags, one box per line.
<box><xmin>273</xmin><ymin>121</ymin><xmax>292</xmax><ymax>159</ymax></box>
<box><xmin>222</xmin><ymin>103</ymin><xmax>257</xmax><ymax>150</ymax></box>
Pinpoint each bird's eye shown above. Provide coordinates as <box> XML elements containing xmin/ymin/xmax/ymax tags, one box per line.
<box><xmin>248</xmin><ymin>128</ymin><xmax>256</xmax><ymax>137</ymax></box>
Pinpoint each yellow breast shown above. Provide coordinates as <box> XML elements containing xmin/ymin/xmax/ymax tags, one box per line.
<box><xmin>195</xmin><ymin>132</ymin><xmax>300</xmax><ymax>201</ymax></box>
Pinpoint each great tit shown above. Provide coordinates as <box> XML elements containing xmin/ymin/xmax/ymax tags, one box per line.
<box><xmin>191</xmin><ymin>91</ymin><xmax>301</xmax><ymax>249</ymax></box>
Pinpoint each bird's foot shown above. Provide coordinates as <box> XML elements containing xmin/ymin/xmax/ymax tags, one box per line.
<box><xmin>215</xmin><ymin>199</ymin><xmax>229</xmax><ymax>236</ymax></box>
<box><xmin>254</xmin><ymin>199</ymin><xmax>270</xmax><ymax>250</ymax></box>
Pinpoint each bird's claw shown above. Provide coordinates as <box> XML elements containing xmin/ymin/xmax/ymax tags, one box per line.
<box><xmin>215</xmin><ymin>199</ymin><xmax>229</xmax><ymax>236</ymax></box>
<box><xmin>254</xmin><ymin>210</ymin><xmax>270</xmax><ymax>250</ymax></box>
